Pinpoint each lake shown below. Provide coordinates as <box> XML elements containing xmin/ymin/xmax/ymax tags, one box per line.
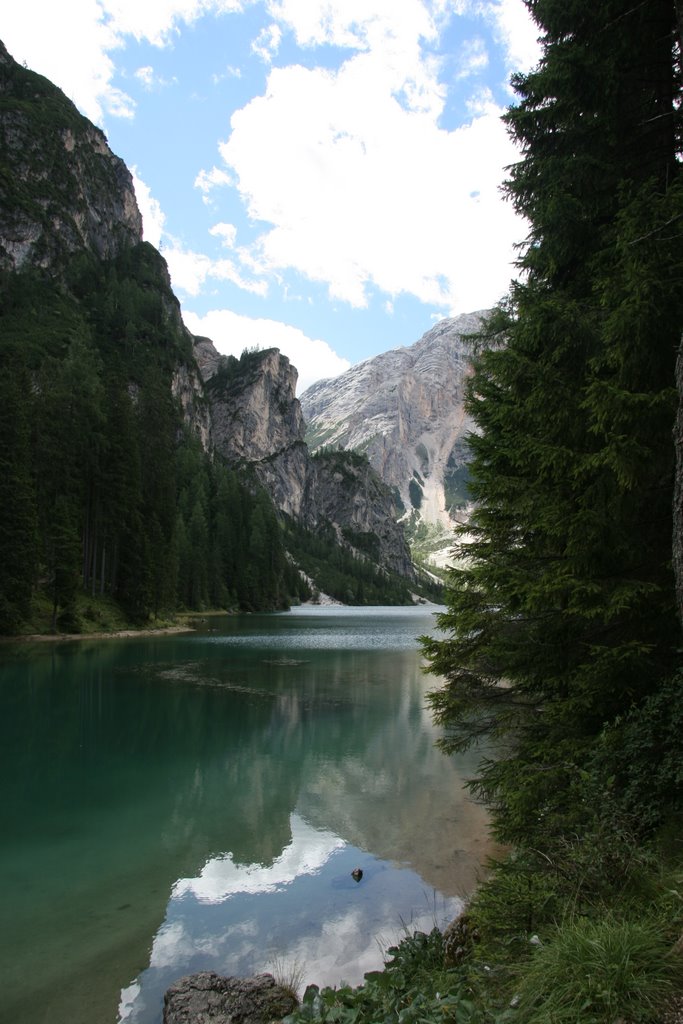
<box><xmin>0</xmin><ymin>605</ymin><xmax>495</xmax><ymax>1024</ymax></box>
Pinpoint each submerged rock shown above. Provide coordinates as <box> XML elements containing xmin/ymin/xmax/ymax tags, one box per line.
<box><xmin>163</xmin><ymin>972</ymin><xmax>298</xmax><ymax>1024</ymax></box>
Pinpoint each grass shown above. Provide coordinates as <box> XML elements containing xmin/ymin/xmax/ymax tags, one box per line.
<box><xmin>16</xmin><ymin>589</ymin><xmax>181</xmax><ymax>637</ymax></box>
<box><xmin>268</xmin><ymin>955</ymin><xmax>306</xmax><ymax>1002</ymax></box>
<box><xmin>512</xmin><ymin>914</ymin><xmax>681</xmax><ymax>1024</ymax></box>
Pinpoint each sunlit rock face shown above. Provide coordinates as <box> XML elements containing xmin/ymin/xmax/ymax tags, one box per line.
<box><xmin>209</xmin><ymin>349</ymin><xmax>306</xmax><ymax>464</ymax></box>
<box><xmin>202</xmin><ymin>347</ymin><xmax>414</xmax><ymax>578</ymax></box>
<box><xmin>0</xmin><ymin>41</ymin><xmax>142</xmax><ymax>272</ymax></box>
<box><xmin>300</xmin><ymin>312</ymin><xmax>488</xmax><ymax>530</ymax></box>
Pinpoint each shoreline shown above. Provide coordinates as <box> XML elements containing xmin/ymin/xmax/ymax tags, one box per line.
<box><xmin>0</xmin><ymin>624</ymin><xmax>197</xmax><ymax>644</ymax></box>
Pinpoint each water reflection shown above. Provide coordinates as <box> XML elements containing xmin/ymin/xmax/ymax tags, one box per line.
<box><xmin>120</xmin><ymin>815</ymin><xmax>461</xmax><ymax>1024</ymax></box>
<box><xmin>172</xmin><ymin>818</ymin><xmax>344</xmax><ymax>902</ymax></box>
<box><xmin>0</xmin><ymin>607</ymin><xmax>495</xmax><ymax>1024</ymax></box>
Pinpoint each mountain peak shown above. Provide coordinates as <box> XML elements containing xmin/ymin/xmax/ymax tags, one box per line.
<box><xmin>300</xmin><ymin>312</ymin><xmax>487</xmax><ymax>535</ymax></box>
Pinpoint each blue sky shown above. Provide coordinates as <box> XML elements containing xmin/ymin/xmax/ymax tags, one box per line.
<box><xmin>3</xmin><ymin>1</ymin><xmax>539</xmax><ymax>392</ymax></box>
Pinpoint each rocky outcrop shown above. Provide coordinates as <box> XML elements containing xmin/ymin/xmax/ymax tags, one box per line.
<box><xmin>203</xmin><ymin>348</ymin><xmax>414</xmax><ymax>578</ymax></box>
<box><xmin>210</xmin><ymin>349</ymin><xmax>305</xmax><ymax>464</ymax></box>
<box><xmin>207</xmin><ymin>348</ymin><xmax>314</xmax><ymax>518</ymax></box>
<box><xmin>312</xmin><ymin>452</ymin><xmax>413</xmax><ymax>577</ymax></box>
<box><xmin>301</xmin><ymin>313</ymin><xmax>487</xmax><ymax>529</ymax></box>
<box><xmin>194</xmin><ymin>335</ymin><xmax>224</xmax><ymax>381</ymax></box>
<box><xmin>0</xmin><ymin>41</ymin><xmax>142</xmax><ymax>273</ymax></box>
<box><xmin>163</xmin><ymin>972</ymin><xmax>298</xmax><ymax>1024</ymax></box>
<box><xmin>172</xmin><ymin>359</ymin><xmax>211</xmax><ymax>451</ymax></box>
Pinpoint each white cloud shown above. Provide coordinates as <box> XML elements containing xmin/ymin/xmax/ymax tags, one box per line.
<box><xmin>210</xmin><ymin>222</ymin><xmax>239</xmax><ymax>247</ymax></box>
<box><xmin>182</xmin><ymin>308</ymin><xmax>351</xmax><ymax>392</ymax></box>
<box><xmin>212</xmin><ymin>64</ymin><xmax>243</xmax><ymax>84</ymax></box>
<box><xmin>172</xmin><ymin>816</ymin><xmax>344</xmax><ymax>903</ymax></box>
<box><xmin>134</xmin><ymin>65</ymin><xmax>155</xmax><ymax>86</ymax></box>
<box><xmin>267</xmin><ymin>0</ymin><xmax>437</xmax><ymax>52</ymax></box>
<box><xmin>2</xmin><ymin>0</ymin><xmax>132</xmax><ymax>123</ymax></box>
<box><xmin>195</xmin><ymin>166</ymin><xmax>235</xmax><ymax>203</ymax></box>
<box><xmin>131</xmin><ymin>172</ymin><xmax>264</xmax><ymax>297</ymax></box>
<box><xmin>133</xmin><ymin>64</ymin><xmax>176</xmax><ymax>89</ymax></box>
<box><xmin>482</xmin><ymin>0</ymin><xmax>541</xmax><ymax>74</ymax></box>
<box><xmin>164</xmin><ymin>243</ymin><xmax>269</xmax><ymax>296</ymax></box>
<box><xmin>96</xmin><ymin>0</ymin><xmax>247</xmax><ymax>47</ymax></box>
<box><xmin>455</xmin><ymin>37</ymin><xmax>488</xmax><ymax>79</ymax></box>
<box><xmin>132</xmin><ymin>168</ymin><xmax>166</xmax><ymax>247</ymax></box>
<box><xmin>3</xmin><ymin>0</ymin><xmax>539</xmax><ymax>319</ymax></box>
<box><xmin>219</xmin><ymin>52</ymin><xmax>521</xmax><ymax>313</ymax></box>
<box><xmin>268</xmin><ymin>0</ymin><xmax>446</xmax><ymax>117</ymax></box>
<box><xmin>1</xmin><ymin>0</ymin><xmax>247</xmax><ymax>124</ymax></box>
<box><xmin>251</xmin><ymin>22</ymin><xmax>283</xmax><ymax>62</ymax></box>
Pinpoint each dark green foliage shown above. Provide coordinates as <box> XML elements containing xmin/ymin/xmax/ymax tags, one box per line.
<box><xmin>0</xmin><ymin>245</ymin><xmax>306</xmax><ymax>630</ymax></box>
<box><xmin>588</xmin><ymin>670</ymin><xmax>683</xmax><ymax>832</ymax></box>
<box><xmin>311</xmin><ymin>446</ymin><xmax>369</xmax><ymax>471</ymax></box>
<box><xmin>206</xmin><ymin>347</ymin><xmax>275</xmax><ymax>396</ymax></box>
<box><xmin>340</xmin><ymin>526</ymin><xmax>380</xmax><ymax>560</ymax></box>
<box><xmin>285</xmin><ymin>519</ymin><xmax>413</xmax><ymax>605</ymax></box>
<box><xmin>422</xmin><ymin>0</ymin><xmax>683</xmax><ymax>846</ymax></box>
<box><xmin>514</xmin><ymin>914</ymin><xmax>681</xmax><ymax>1024</ymax></box>
<box><xmin>50</xmin><ymin>496</ymin><xmax>81</xmax><ymax>631</ymax></box>
<box><xmin>171</xmin><ymin>433</ymin><xmax>296</xmax><ymax>613</ymax></box>
<box><xmin>443</xmin><ymin>459</ymin><xmax>470</xmax><ymax>510</ymax></box>
<box><xmin>286</xmin><ymin>929</ymin><xmax>480</xmax><ymax>1024</ymax></box>
<box><xmin>0</xmin><ymin>359</ymin><xmax>38</xmax><ymax>633</ymax></box>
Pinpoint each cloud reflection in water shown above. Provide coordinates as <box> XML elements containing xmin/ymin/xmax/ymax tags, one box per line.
<box><xmin>119</xmin><ymin>813</ymin><xmax>461</xmax><ymax>1024</ymax></box>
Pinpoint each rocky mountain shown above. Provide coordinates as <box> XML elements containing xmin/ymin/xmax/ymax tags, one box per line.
<box><xmin>201</xmin><ymin>347</ymin><xmax>414</xmax><ymax>578</ymax></box>
<box><xmin>301</xmin><ymin>313</ymin><xmax>485</xmax><ymax>535</ymax></box>
<box><xmin>0</xmin><ymin>38</ymin><xmax>418</xmax><ymax>629</ymax></box>
<box><xmin>0</xmin><ymin>41</ymin><xmax>142</xmax><ymax>272</ymax></box>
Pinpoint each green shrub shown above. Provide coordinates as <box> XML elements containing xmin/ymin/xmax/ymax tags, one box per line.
<box><xmin>285</xmin><ymin>929</ymin><xmax>482</xmax><ymax>1024</ymax></box>
<box><xmin>467</xmin><ymin>852</ymin><xmax>566</xmax><ymax>971</ymax></box>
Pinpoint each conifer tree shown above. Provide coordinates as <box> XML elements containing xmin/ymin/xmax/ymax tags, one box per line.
<box><xmin>423</xmin><ymin>0</ymin><xmax>683</xmax><ymax>843</ymax></box>
<box><xmin>0</xmin><ymin>363</ymin><xmax>38</xmax><ymax>633</ymax></box>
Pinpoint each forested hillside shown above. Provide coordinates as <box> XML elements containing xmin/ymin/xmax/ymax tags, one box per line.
<box><xmin>0</xmin><ymin>43</ymin><xmax>421</xmax><ymax>636</ymax></box>
<box><xmin>0</xmin><ymin>248</ymin><xmax>311</xmax><ymax>633</ymax></box>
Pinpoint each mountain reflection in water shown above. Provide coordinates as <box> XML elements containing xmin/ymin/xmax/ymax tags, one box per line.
<box><xmin>0</xmin><ymin>607</ymin><xmax>496</xmax><ymax>1024</ymax></box>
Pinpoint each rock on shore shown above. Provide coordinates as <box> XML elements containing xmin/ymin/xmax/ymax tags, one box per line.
<box><xmin>163</xmin><ymin>972</ymin><xmax>298</xmax><ymax>1024</ymax></box>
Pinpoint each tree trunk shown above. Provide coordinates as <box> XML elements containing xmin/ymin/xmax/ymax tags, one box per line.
<box><xmin>674</xmin><ymin>337</ymin><xmax>683</xmax><ymax>628</ymax></box>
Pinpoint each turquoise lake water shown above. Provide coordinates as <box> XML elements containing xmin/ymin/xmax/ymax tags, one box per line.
<box><xmin>0</xmin><ymin>605</ymin><xmax>494</xmax><ymax>1024</ymax></box>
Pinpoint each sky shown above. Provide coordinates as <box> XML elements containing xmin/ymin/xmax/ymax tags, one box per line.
<box><xmin>2</xmin><ymin>1</ymin><xmax>540</xmax><ymax>393</ymax></box>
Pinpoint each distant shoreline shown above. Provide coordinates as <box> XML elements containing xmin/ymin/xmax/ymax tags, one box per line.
<box><xmin>0</xmin><ymin>624</ymin><xmax>197</xmax><ymax>644</ymax></box>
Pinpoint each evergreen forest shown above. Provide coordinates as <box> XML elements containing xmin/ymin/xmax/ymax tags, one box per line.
<box><xmin>0</xmin><ymin>247</ymin><xmax>305</xmax><ymax>633</ymax></box>
<box><xmin>0</xmin><ymin>242</ymin><xmax>417</xmax><ymax>635</ymax></box>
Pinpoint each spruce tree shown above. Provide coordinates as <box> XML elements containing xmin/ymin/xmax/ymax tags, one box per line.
<box><xmin>422</xmin><ymin>0</ymin><xmax>683</xmax><ymax>844</ymax></box>
<box><xmin>0</xmin><ymin>363</ymin><xmax>38</xmax><ymax>633</ymax></box>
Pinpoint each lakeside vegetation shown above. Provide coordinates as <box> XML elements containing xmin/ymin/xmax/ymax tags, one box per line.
<box><xmin>286</xmin><ymin>2</ymin><xmax>683</xmax><ymax>1022</ymax></box>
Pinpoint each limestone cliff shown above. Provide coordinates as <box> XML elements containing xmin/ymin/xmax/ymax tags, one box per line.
<box><xmin>312</xmin><ymin>451</ymin><xmax>414</xmax><ymax>578</ymax></box>
<box><xmin>0</xmin><ymin>40</ymin><xmax>211</xmax><ymax>450</ymax></box>
<box><xmin>0</xmin><ymin>41</ymin><xmax>142</xmax><ymax>272</ymax></box>
<box><xmin>202</xmin><ymin>346</ymin><xmax>414</xmax><ymax>579</ymax></box>
<box><xmin>301</xmin><ymin>312</ymin><xmax>486</xmax><ymax>530</ymax></box>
